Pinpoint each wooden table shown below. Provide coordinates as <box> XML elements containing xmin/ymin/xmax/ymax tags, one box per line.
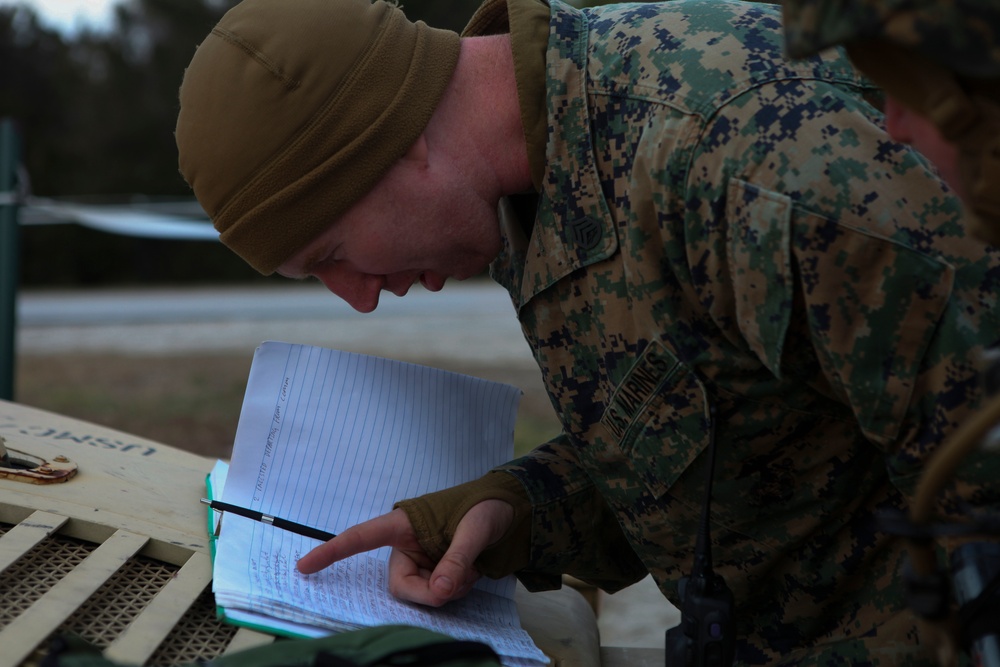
<box><xmin>0</xmin><ymin>399</ymin><xmax>663</xmax><ymax>667</ymax></box>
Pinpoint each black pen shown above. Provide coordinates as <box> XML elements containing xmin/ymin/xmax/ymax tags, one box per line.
<box><xmin>200</xmin><ymin>498</ymin><xmax>336</xmax><ymax>542</ymax></box>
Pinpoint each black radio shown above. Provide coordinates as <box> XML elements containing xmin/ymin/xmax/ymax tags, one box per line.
<box><xmin>665</xmin><ymin>404</ymin><xmax>736</xmax><ymax>667</ymax></box>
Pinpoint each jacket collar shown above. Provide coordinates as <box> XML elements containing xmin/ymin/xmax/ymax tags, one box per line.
<box><xmin>492</xmin><ymin>0</ymin><xmax>618</xmax><ymax>312</ymax></box>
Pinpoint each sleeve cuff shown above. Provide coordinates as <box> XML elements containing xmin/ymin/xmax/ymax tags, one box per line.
<box><xmin>394</xmin><ymin>470</ymin><xmax>532</xmax><ymax>579</ymax></box>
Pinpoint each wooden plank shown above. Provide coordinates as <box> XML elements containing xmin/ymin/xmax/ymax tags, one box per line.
<box><xmin>103</xmin><ymin>551</ymin><xmax>213</xmax><ymax>664</ymax></box>
<box><xmin>0</xmin><ymin>529</ymin><xmax>148</xmax><ymax>667</ymax></box>
<box><xmin>0</xmin><ymin>510</ymin><xmax>67</xmax><ymax>574</ymax></box>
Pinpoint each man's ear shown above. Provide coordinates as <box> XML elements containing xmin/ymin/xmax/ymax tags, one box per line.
<box><xmin>883</xmin><ymin>96</ymin><xmax>910</xmax><ymax>142</ymax></box>
<box><xmin>402</xmin><ymin>133</ymin><xmax>429</xmax><ymax>164</ymax></box>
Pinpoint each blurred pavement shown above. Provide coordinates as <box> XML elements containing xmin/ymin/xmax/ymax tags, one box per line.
<box><xmin>17</xmin><ymin>281</ymin><xmax>530</xmax><ymax>364</ymax></box>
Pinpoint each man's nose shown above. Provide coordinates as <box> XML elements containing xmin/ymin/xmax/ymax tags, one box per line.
<box><xmin>314</xmin><ymin>265</ymin><xmax>383</xmax><ymax>313</ymax></box>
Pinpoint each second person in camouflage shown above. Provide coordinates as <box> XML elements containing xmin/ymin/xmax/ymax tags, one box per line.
<box><xmin>781</xmin><ymin>0</ymin><xmax>1000</xmax><ymax>244</ymax></box>
<box><xmin>176</xmin><ymin>0</ymin><xmax>1000</xmax><ymax>663</ymax></box>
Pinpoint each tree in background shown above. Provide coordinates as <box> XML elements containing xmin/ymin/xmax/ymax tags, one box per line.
<box><xmin>1</xmin><ymin>0</ymin><xmax>481</xmax><ymax>286</ymax></box>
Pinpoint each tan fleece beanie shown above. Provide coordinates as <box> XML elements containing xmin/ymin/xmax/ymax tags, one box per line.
<box><xmin>175</xmin><ymin>0</ymin><xmax>460</xmax><ymax>274</ymax></box>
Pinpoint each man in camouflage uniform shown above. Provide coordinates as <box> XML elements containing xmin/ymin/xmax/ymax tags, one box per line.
<box><xmin>780</xmin><ymin>1</ymin><xmax>1000</xmax><ymax>659</ymax></box>
<box><xmin>175</xmin><ymin>0</ymin><xmax>1000</xmax><ymax>662</ymax></box>
<box><xmin>782</xmin><ymin>0</ymin><xmax>1000</xmax><ymax>245</ymax></box>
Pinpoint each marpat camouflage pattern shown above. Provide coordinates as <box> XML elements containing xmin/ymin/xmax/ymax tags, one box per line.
<box><xmin>781</xmin><ymin>0</ymin><xmax>1000</xmax><ymax>77</ymax></box>
<box><xmin>484</xmin><ymin>0</ymin><xmax>1000</xmax><ymax>663</ymax></box>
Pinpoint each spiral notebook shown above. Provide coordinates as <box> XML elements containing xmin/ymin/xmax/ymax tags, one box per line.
<box><xmin>204</xmin><ymin>341</ymin><xmax>547</xmax><ymax>667</ymax></box>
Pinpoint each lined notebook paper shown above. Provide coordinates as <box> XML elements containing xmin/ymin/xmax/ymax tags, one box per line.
<box><xmin>208</xmin><ymin>341</ymin><xmax>547</xmax><ymax>667</ymax></box>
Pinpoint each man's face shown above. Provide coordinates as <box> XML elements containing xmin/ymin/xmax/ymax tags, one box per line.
<box><xmin>883</xmin><ymin>95</ymin><xmax>965</xmax><ymax>200</ymax></box>
<box><xmin>276</xmin><ymin>154</ymin><xmax>503</xmax><ymax>313</ymax></box>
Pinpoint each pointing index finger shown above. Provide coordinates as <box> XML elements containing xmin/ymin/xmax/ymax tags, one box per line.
<box><xmin>295</xmin><ymin>508</ymin><xmax>408</xmax><ymax>574</ymax></box>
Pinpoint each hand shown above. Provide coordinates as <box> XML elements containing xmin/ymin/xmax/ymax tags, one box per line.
<box><xmin>296</xmin><ymin>500</ymin><xmax>514</xmax><ymax>607</ymax></box>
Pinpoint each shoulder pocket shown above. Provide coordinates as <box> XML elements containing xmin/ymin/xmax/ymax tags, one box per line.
<box><xmin>725</xmin><ymin>178</ymin><xmax>793</xmax><ymax>378</ymax></box>
<box><xmin>725</xmin><ymin>178</ymin><xmax>954</xmax><ymax>445</ymax></box>
<box><xmin>791</xmin><ymin>207</ymin><xmax>954</xmax><ymax>444</ymax></box>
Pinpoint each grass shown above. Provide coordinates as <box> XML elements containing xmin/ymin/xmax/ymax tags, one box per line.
<box><xmin>14</xmin><ymin>353</ymin><xmax>563</xmax><ymax>461</ymax></box>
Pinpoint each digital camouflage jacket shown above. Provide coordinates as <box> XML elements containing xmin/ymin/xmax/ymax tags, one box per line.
<box><xmin>405</xmin><ymin>0</ymin><xmax>1000</xmax><ymax>663</ymax></box>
